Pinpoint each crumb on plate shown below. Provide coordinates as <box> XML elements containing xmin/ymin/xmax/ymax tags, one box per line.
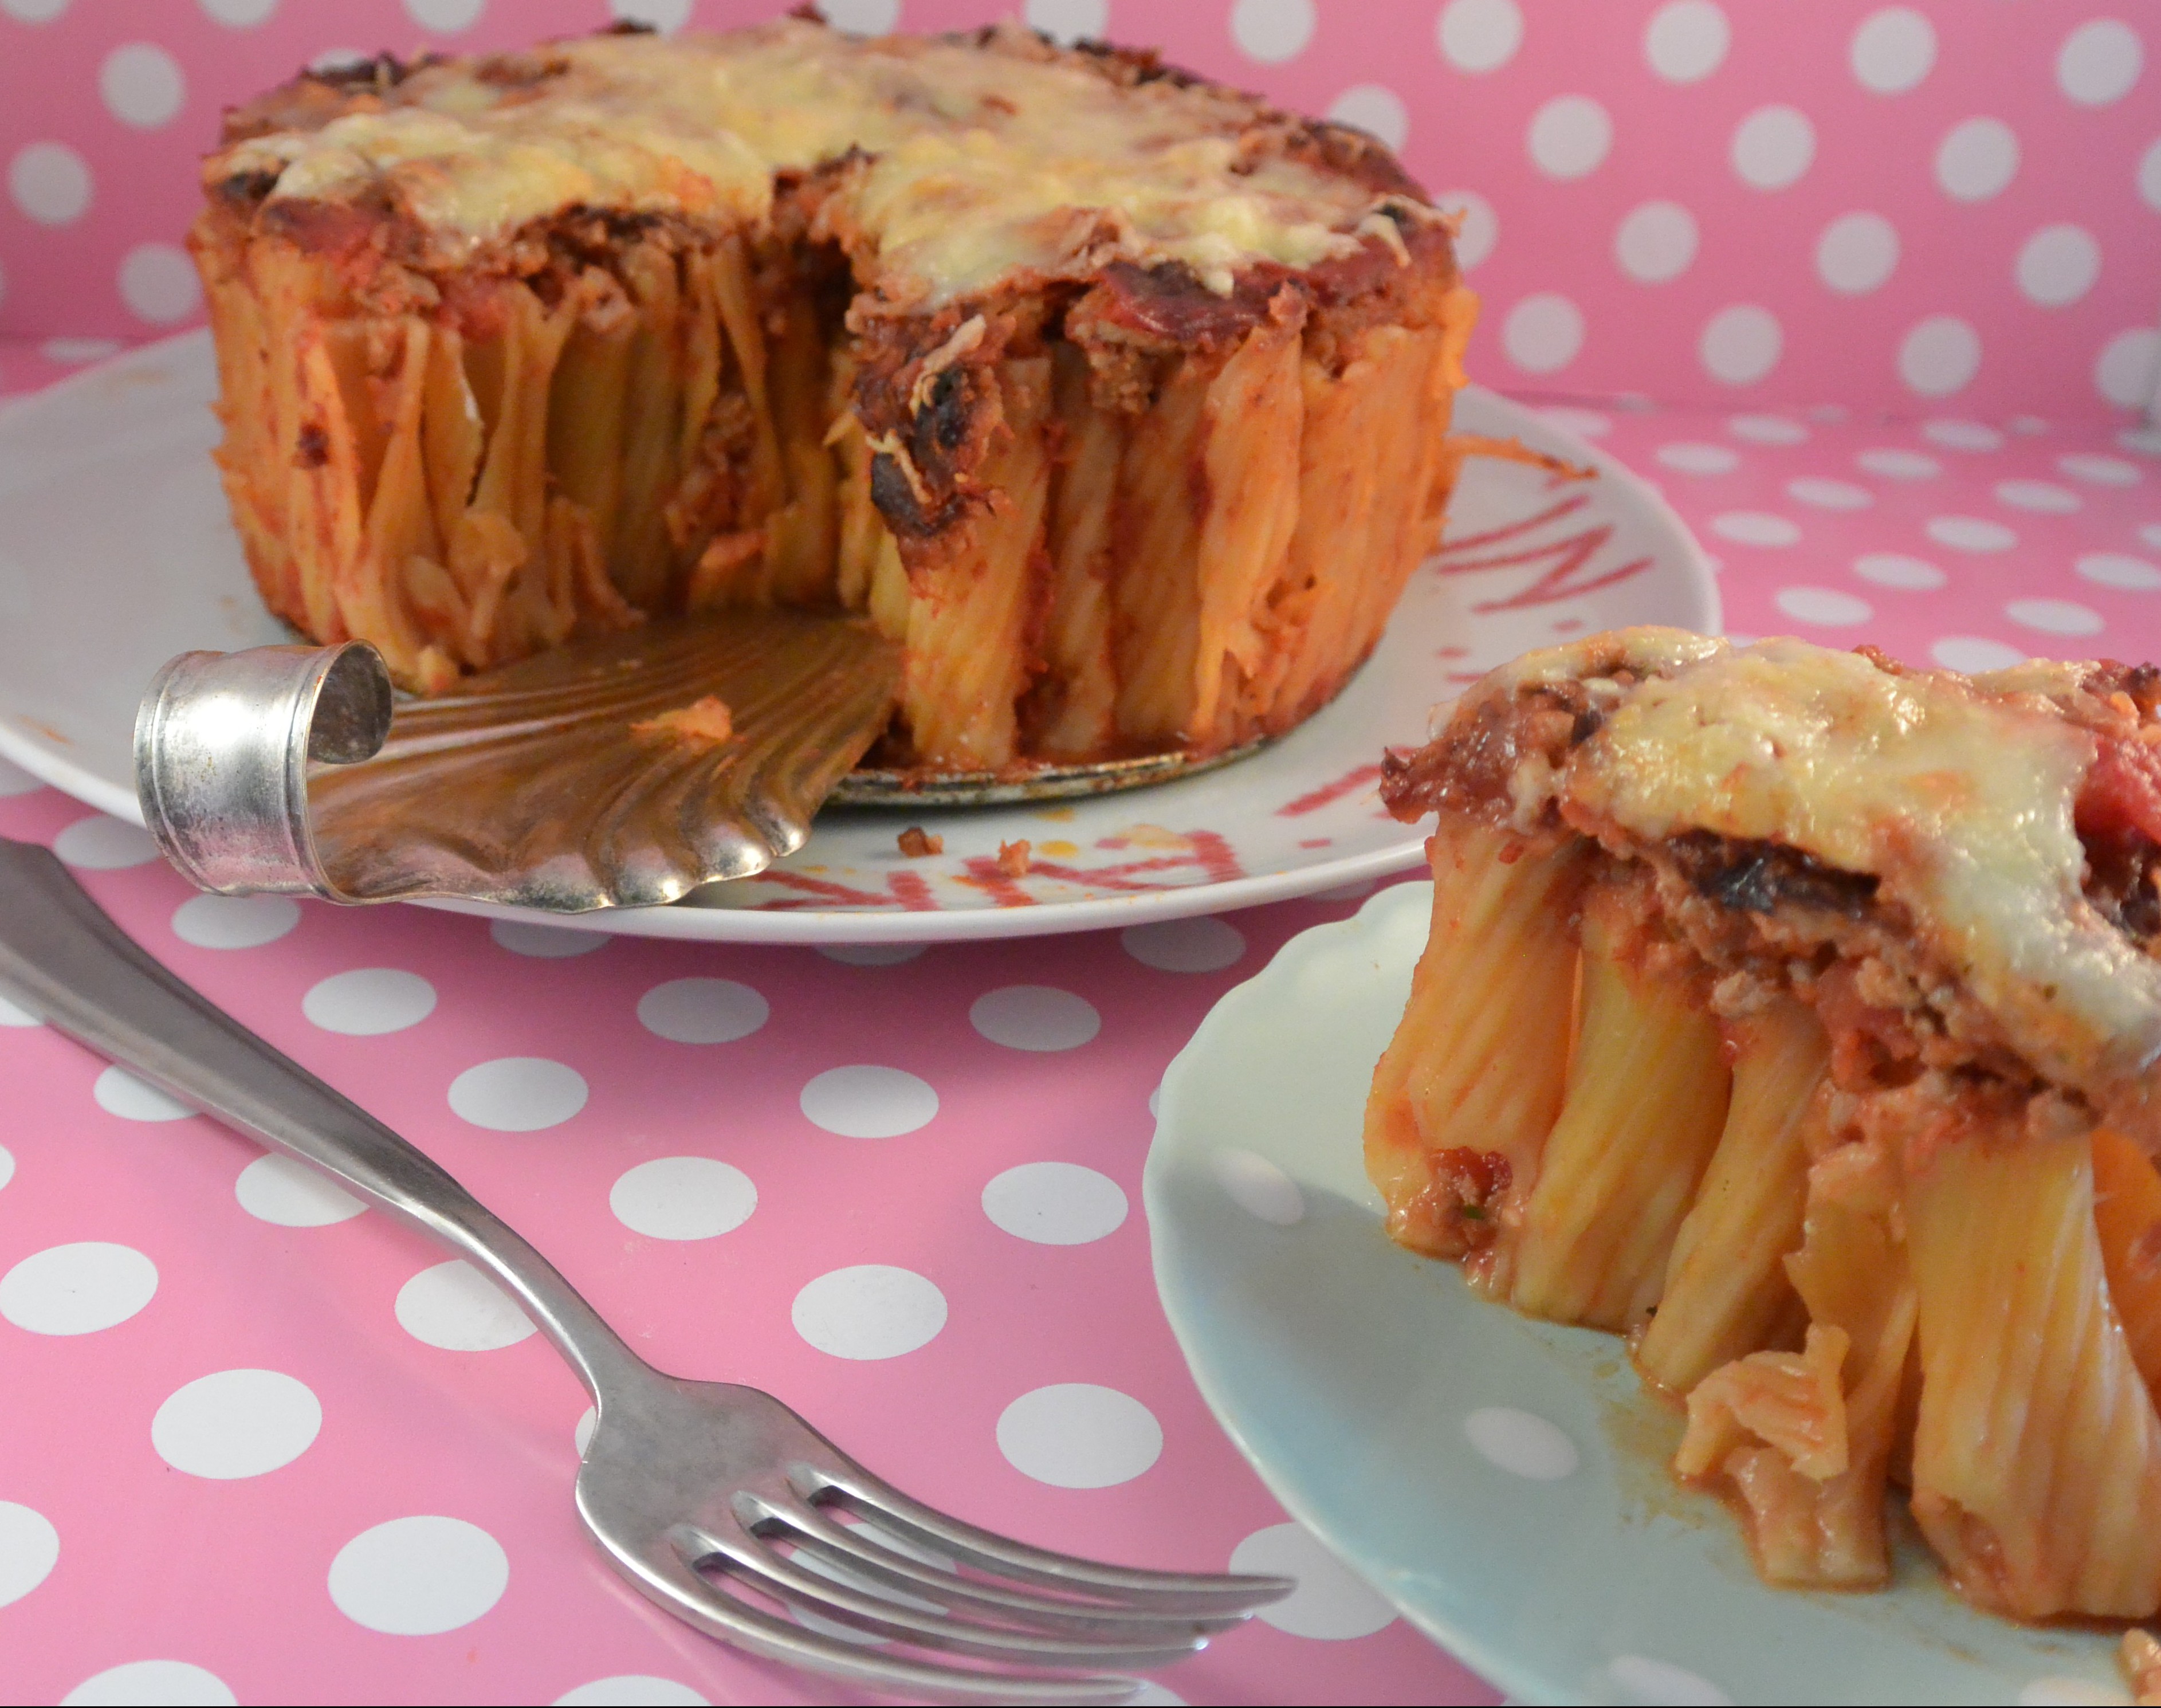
<box><xmin>898</xmin><ymin>826</ymin><xmax>943</xmax><ymax>857</ymax></box>
<box><xmin>997</xmin><ymin>839</ymin><xmax>1031</xmax><ymax>877</ymax></box>
<box><xmin>632</xmin><ymin>695</ymin><xmax>734</xmax><ymax>743</ymax></box>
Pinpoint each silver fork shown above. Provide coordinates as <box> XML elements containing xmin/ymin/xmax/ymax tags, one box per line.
<box><xmin>0</xmin><ymin>839</ymin><xmax>1288</xmax><ymax>1703</ymax></box>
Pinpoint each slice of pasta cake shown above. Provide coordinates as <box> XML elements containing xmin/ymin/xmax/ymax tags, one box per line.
<box><xmin>1365</xmin><ymin>627</ymin><xmax>2161</xmax><ymax>1618</ymax></box>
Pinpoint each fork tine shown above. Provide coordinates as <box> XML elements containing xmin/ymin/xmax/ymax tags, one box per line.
<box><xmin>799</xmin><ymin>1460</ymin><xmax>1293</xmax><ymax>1612</ymax></box>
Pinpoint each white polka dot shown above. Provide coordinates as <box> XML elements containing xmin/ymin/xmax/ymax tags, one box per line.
<box><xmin>792</xmin><ymin>1265</ymin><xmax>945</xmax><ymax>1360</ymax></box>
<box><xmin>404</xmin><ymin>0</ymin><xmax>484</xmax><ymax>28</ymax></box>
<box><xmin>2017</xmin><ymin>1679</ymin><xmax>2134</xmax><ymax>1707</ymax></box>
<box><xmin>1527</xmin><ymin>96</ymin><xmax>1612</xmax><ymax>179</ymax></box>
<box><xmin>2018</xmin><ymin>225</ymin><xmax>2102</xmax><ymax>308</ymax></box>
<box><xmin>1023</xmin><ymin>0</ymin><xmax>1106</xmax><ymax>45</ymax></box>
<box><xmin>2059</xmin><ymin>453</ymin><xmax>2140</xmax><ymax>486</ymax></box>
<box><xmin>1643</xmin><ymin>0</ymin><xmax>1728</xmax><ymax>81</ymax></box>
<box><xmin>2007</xmin><ymin>598</ymin><xmax>2104</xmax><ymax>637</ymax></box>
<box><xmin>1775</xmin><ymin>587</ymin><xmax>1873</xmax><ymax>627</ymax></box>
<box><xmin>1994</xmin><ymin>479</ymin><xmax>2081</xmax><ymax>515</ymax></box>
<box><xmin>0</xmin><ymin>0</ymin><xmax>69</xmax><ymax>19</ymax></box>
<box><xmin>117</xmin><ymin>244</ymin><xmax>201</xmax><ymax>324</ymax></box>
<box><xmin>1922</xmin><ymin>418</ymin><xmax>2003</xmax><ymax>451</ymax></box>
<box><xmin>9</xmin><ymin>141</ymin><xmax>91</xmax><ymax>225</ymax></box>
<box><xmin>1502</xmin><ymin>293</ymin><xmax>1585</xmax><ymax>374</ymax></box>
<box><xmin>1123</xmin><ymin>917</ymin><xmax>1245</xmax><ymax>972</ymax></box>
<box><xmin>1936</xmin><ymin>116</ymin><xmax>2019</xmax><ymax>201</ymax></box>
<box><xmin>0</xmin><ymin>754</ymin><xmax>40</xmax><ymax>796</ymax></box>
<box><xmin>1434</xmin><ymin>190</ymin><xmax>1497</xmax><ymax>268</ymax></box>
<box><xmin>304</xmin><ymin>968</ymin><xmax>435</xmax><ymax>1036</ymax></box>
<box><xmin>1900</xmin><ymin>317</ymin><xmax>1982</xmax><ymax>398</ymax></box>
<box><xmin>1815</xmin><ymin>212</ymin><xmax>1899</xmax><ymax>295</ymax></box>
<box><xmin>1228</xmin><ymin>1523</ymin><xmax>1394</xmax><ymax>1639</ymax></box>
<box><xmin>982</xmin><ymin>1161</ymin><xmax>1128</xmax><ymax>1244</ymax></box>
<box><xmin>2098</xmin><ymin>328</ymin><xmax>2161</xmax><ymax>411</ymax></box>
<box><xmin>998</xmin><ymin>1384</ymin><xmax>1161</xmax><ymax>1488</ymax></box>
<box><xmin>1857</xmin><ymin>447</ymin><xmax>1940</xmax><ymax>480</ymax></box>
<box><xmin>609</xmin><ymin>1157</ymin><xmax>756</xmax><ymax>1240</ymax></box>
<box><xmin>95</xmin><ymin>1066</ymin><xmax>191</xmax><ymax>1122</ymax></box>
<box><xmin>1436</xmin><ymin>0</ymin><xmax>1522</xmax><ymax>72</ymax></box>
<box><xmin>1731</xmin><ymin>105</ymin><xmax>1815</xmax><ymax>191</ymax></box>
<box><xmin>329</xmin><ymin>1515</ymin><xmax>508</xmax><ymax>1635</ymax></box>
<box><xmin>100</xmin><ymin>42</ymin><xmax>185</xmax><ymax>132</ymax></box>
<box><xmin>448</xmin><ymin>1058</ymin><xmax>587</xmax><ymax>1132</ymax></box>
<box><xmin>2079</xmin><ymin>552</ymin><xmax>2161</xmax><ymax>591</ymax></box>
<box><xmin>575</xmin><ymin>1407</ymin><xmax>597</xmax><ymax>1457</ymax></box>
<box><xmin>1537</xmin><ymin>406</ymin><xmax>1611</xmax><ymax>439</ymax></box>
<box><xmin>1614</xmin><ymin>201</ymin><xmax>1698</xmax><ymax>284</ymax></box>
<box><xmin>2144</xmin><ymin>523</ymin><xmax>2161</xmax><ymax>546</ymax></box>
<box><xmin>1327</xmin><ymin>84</ymin><xmax>1407</xmax><ymax>153</ymax></box>
<box><xmin>818</xmin><ymin>941</ymin><xmax>925</xmax><ymax>966</ymax></box>
<box><xmin>1230</xmin><ymin>0</ymin><xmax>1313</xmax><ymax>62</ymax></box>
<box><xmin>1787</xmin><ymin>477</ymin><xmax>1872</xmax><ymax>510</ymax></box>
<box><xmin>0</xmin><ymin>1146</ymin><xmax>13</xmax><ymax>1189</ymax></box>
<box><xmin>1933</xmin><ymin>637</ymin><xmax>2028</xmax><ymax>673</ymax></box>
<box><xmin>54</xmin><ymin>815</ymin><xmax>156</xmax><ymax>870</ymax></box>
<box><xmin>199</xmin><ymin>0</ymin><xmax>277</xmax><ymax>22</ymax></box>
<box><xmin>1655</xmin><ymin>442</ymin><xmax>1737</xmax><ymax>476</ymax></box>
<box><xmin>2058</xmin><ymin>18</ymin><xmax>2143</xmax><ymax>106</ymax></box>
<box><xmin>235</xmin><ymin>1153</ymin><xmax>365</xmax><ymax>1226</ymax></box>
<box><xmin>800</xmin><ymin>1065</ymin><xmax>938</xmax><ymax>1137</ymax></box>
<box><xmin>396</xmin><ymin>1260</ymin><xmax>535</xmax><ymax>1352</ymax></box>
<box><xmin>172</xmin><ymin>894</ymin><xmax>299</xmax><ymax>949</ymax></box>
<box><xmin>1855</xmin><ymin>553</ymin><xmax>1946</xmax><ymax>590</ymax></box>
<box><xmin>553</xmin><ymin>1681</ymin><xmax>709</xmax><ymax>1708</ymax></box>
<box><xmin>151</xmin><ymin>1368</ymin><xmax>320</xmax><ymax>1479</ymax></box>
<box><xmin>1850</xmin><ymin>7</ymin><xmax>1934</xmax><ymax>93</ymax></box>
<box><xmin>969</xmin><ymin>985</ymin><xmax>1101</xmax><ymax>1051</ymax></box>
<box><xmin>0</xmin><ymin>992</ymin><xmax>27</xmax><ymax>1027</ymax></box>
<box><xmin>0</xmin><ymin>1501</ymin><xmax>58</xmax><ymax>1611</ymax></box>
<box><xmin>40</xmin><ymin>337</ymin><xmax>118</xmax><ymax>365</ymax></box>
<box><xmin>0</xmin><ymin>1242</ymin><xmax>156</xmax><ymax>1335</ymax></box>
<box><xmin>1727</xmin><ymin>413</ymin><xmax>1808</xmax><ymax>446</ymax></box>
<box><xmin>1211</xmin><ymin>1148</ymin><xmax>1306</xmax><ymax>1226</ymax></box>
<box><xmin>818</xmin><ymin>0</ymin><xmax>898</xmax><ymax>33</ymax></box>
<box><xmin>489</xmin><ymin>918</ymin><xmax>606</xmax><ymax>957</ymax></box>
<box><xmin>61</xmin><ymin>1663</ymin><xmax>235</xmax><ymax>1707</ymax></box>
<box><xmin>1710</xmin><ymin>512</ymin><xmax>1800</xmax><ymax>547</ymax></box>
<box><xmin>606</xmin><ymin>0</ymin><xmax>689</xmax><ymax>28</ymax></box>
<box><xmin>2142</xmin><ymin>137</ymin><xmax>2161</xmax><ymax>213</ymax></box>
<box><xmin>1608</xmin><ymin>1655</ymin><xmax>1732</xmax><ymax>1706</ymax></box>
<box><xmin>1927</xmin><ymin>515</ymin><xmax>2017</xmax><ymax>552</ymax></box>
<box><xmin>636</xmin><ymin>977</ymin><xmax>768</xmax><ymax>1045</ymax></box>
<box><xmin>1463</xmin><ymin>1405</ymin><xmax>1579</xmax><ymax>1479</ymax></box>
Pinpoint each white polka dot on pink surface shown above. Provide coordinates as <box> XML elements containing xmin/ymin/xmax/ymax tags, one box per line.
<box><xmin>2058</xmin><ymin>18</ymin><xmax>2144</xmax><ymax>107</ymax></box>
<box><xmin>199</xmin><ymin>0</ymin><xmax>278</xmax><ymax>23</ymax></box>
<box><xmin>1994</xmin><ymin>479</ymin><xmax>2081</xmax><ymax>514</ymax></box>
<box><xmin>1775</xmin><ymin>587</ymin><xmax>1873</xmax><ymax>627</ymax></box>
<box><xmin>152</xmin><ymin>1368</ymin><xmax>321</xmax><ymax>1479</ymax></box>
<box><xmin>0</xmin><ymin>1501</ymin><xmax>59</xmax><ymax>1609</ymax></box>
<box><xmin>983</xmin><ymin>1161</ymin><xmax>1127</xmax><ymax>1244</ymax></box>
<box><xmin>2006</xmin><ymin>598</ymin><xmax>2104</xmax><ymax>637</ymax></box>
<box><xmin>95</xmin><ymin>1065</ymin><xmax>190</xmax><ymax>1122</ymax></box>
<box><xmin>448</xmin><ymin>1058</ymin><xmax>587</xmax><ymax>1132</ymax></box>
<box><xmin>1527</xmin><ymin>95</ymin><xmax>1612</xmax><ymax>179</ymax></box>
<box><xmin>119</xmin><ymin>243</ymin><xmax>200</xmax><ymax>324</ymax></box>
<box><xmin>53</xmin><ymin>815</ymin><xmax>156</xmax><ymax>870</ymax></box>
<box><xmin>0</xmin><ymin>1146</ymin><xmax>13</xmax><ymax>1189</ymax></box>
<box><xmin>0</xmin><ymin>1242</ymin><xmax>156</xmax><ymax>1335</ymax></box>
<box><xmin>304</xmin><ymin>968</ymin><xmax>435</xmax><ymax>1035</ymax></box>
<box><xmin>608</xmin><ymin>1157</ymin><xmax>755</xmax><ymax>1241</ymax></box>
<box><xmin>1463</xmin><ymin>1405</ymin><xmax>1580</xmax><ymax>1479</ymax></box>
<box><xmin>2142</xmin><ymin>137</ymin><xmax>2161</xmax><ymax>213</ymax></box>
<box><xmin>172</xmin><ymin>894</ymin><xmax>299</xmax><ymax>949</ymax></box>
<box><xmin>1023</xmin><ymin>0</ymin><xmax>1107</xmax><ymax>47</ymax></box>
<box><xmin>1926</xmin><ymin>516</ymin><xmax>2017</xmax><ymax>552</ymax></box>
<box><xmin>1229</xmin><ymin>0</ymin><xmax>1313</xmax><ymax>62</ymax></box>
<box><xmin>2058</xmin><ymin>453</ymin><xmax>2140</xmax><ymax>486</ymax></box>
<box><xmin>1229</xmin><ymin>1523</ymin><xmax>1395</xmax><ymax>1639</ymax></box>
<box><xmin>1614</xmin><ymin>201</ymin><xmax>1699</xmax><ymax>284</ymax></box>
<box><xmin>1212</xmin><ymin>1147</ymin><xmax>1306</xmax><ymax>1225</ymax></box>
<box><xmin>1727</xmin><ymin>414</ymin><xmax>1809</xmax><ymax>445</ymax></box>
<box><xmin>573</xmin><ymin>1408</ymin><xmax>596</xmax><ymax>1457</ymax></box>
<box><xmin>40</xmin><ymin>337</ymin><xmax>119</xmax><ymax>364</ymax></box>
<box><xmin>553</xmin><ymin>1680</ymin><xmax>709</xmax><ymax>1707</ymax></box>
<box><xmin>9</xmin><ymin>141</ymin><xmax>91</xmax><ymax>225</ymax></box>
<box><xmin>329</xmin><ymin>1515</ymin><xmax>509</xmax><ymax>1635</ymax></box>
<box><xmin>792</xmin><ymin>1265</ymin><xmax>946</xmax><ymax>1359</ymax></box>
<box><xmin>1327</xmin><ymin>84</ymin><xmax>1407</xmax><ymax>152</ymax></box>
<box><xmin>1502</xmin><ymin>293</ymin><xmax>1584</xmax><ymax>372</ymax></box>
<box><xmin>970</xmin><ymin>985</ymin><xmax>1100</xmax><ymax>1051</ymax></box>
<box><xmin>1121</xmin><ymin>917</ymin><xmax>1245</xmax><ymax>972</ymax></box>
<box><xmin>1899</xmin><ymin>318</ymin><xmax>1982</xmax><ymax>398</ymax></box>
<box><xmin>1643</xmin><ymin>0</ymin><xmax>1728</xmax><ymax>82</ymax></box>
<box><xmin>610</xmin><ymin>0</ymin><xmax>690</xmax><ymax>31</ymax></box>
<box><xmin>1655</xmin><ymin>442</ymin><xmax>1737</xmax><ymax>475</ymax></box>
<box><xmin>0</xmin><ymin>755</ymin><xmax>39</xmax><ymax>796</ymax></box>
<box><xmin>235</xmin><ymin>1153</ymin><xmax>365</xmax><ymax>1226</ymax></box>
<box><xmin>1935</xmin><ymin>116</ymin><xmax>2019</xmax><ymax>202</ymax></box>
<box><xmin>490</xmin><ymin>918</ymin><xmax>606</xmax><ymax>957</ymax></box>
<box><xmin>1933</xmin><ymin>637</ymin><xmax>2026</xmax><ymax>673</ymax></box>
<box><xmin>1433</xmin><ymin>190</ymin><xmax>1496</xmax><ymax>268</ymax></box>
<box><xmin>1437</xmin><ymin>0</ymin><xmax>1522</xmax><ymax>73</ymax></box>
<box><xmin>1709</xmin><ymin>512</ymin><xmax>1800</xmax><ymax>547</ymax></box>
<box><xmin>2097</xmin><ymin>329</ymin><xmax>2161</xmax><ymax>410</ymax></box>
<box><xmin>819</xmin><ymin>941</ymin><xmax>925</xmax><ymax>966</ymax></box>
<box><xmin>2079</xmin><ymin>553</ymin><xmax>2161</xmax><ymax>591</ymax></box>
<box><xmin>800</xmin><ymin>1065</ymin><xmax>938</xmax><ymax>1137</ymax></box>
<box><xmin>819</xmin><ymin>0</ymin><xmax>899</xmax><ymax>34</ymax></box>
<box><xmin>1700</xmin><ymin>306</ymin><xmax>1782</xmax><ymax>385</ymax></box>
<box><xmin>1537</xmin><ymin>405</ymin><xmax>1611</xmax><ymax>439</ymax></box>
<box><xmin>1730</xmin><ymin>105</ymin><xmax>1816</xmax><ymax>191</ymax></box>
<box><xmin>1606</xmin><ymin>1656</ymin><xmax>1731</xmax><ymax>1707</ymax></box>
<box><xmin>404</xmin><ymin>0</ymin><xmax>485</xmax><ymax>29</ymax></box>
<box><xmin>1787</xmin><ymin>477</ymin><xmax>1872</xmax><ymax>510</ymax></box>
<box><xmin>100</xmin><ymin>42</ymin><xmax>184</xmax><ymax>128</ymax></box>
<box><xmin>1849</xmin><ymin>7</ymin><xmax>1934</xmax><ymax>93</ymax></box>
<box><xmin>396</xmin><ymin>1260</ymin><xmax>535</xmax><ymax>1352</ymax></box>
<box><xmin>998</xmin><ymin>1384</ymin><xmax>1161</xmax><ymax>1487</ymax></box>
<box><xmin>60</xmin><ymin>1662</ymin><xmax>235</xmax><ymax>1707</ymax></box>
<box><xmin>2017</xmin><ymin>225</ymin><xmax>2102</xmax><ymax>308</ymax></box>
<box><xmin>1854</xmin><ymin>553</ymin><xmax>1946</xmax><ymax>590</ymax></box>
<box><xmin>0</xmin><ymin>992</ymin><xmax>26</xmax><ymax>1027</ymax></box>
<box><xmin>1856</xmin><ymin>447</ymin><xmax>1939</xmax><ymax>480</ymax></box>
<box><xmin>1815</xmin><ymin>212</ymin><xmax>1899</xmax><ymax>295</ymax></box>
<box><xmin>636</xmin><ymin>977</ymin><xmax>768</xmax><ymax>1045</ymax></box>
<box><xmin>0</xmin><ymin>0</ymin><xmax>69</xmax><ymax>21</ymax></box>
<box><xmin>1922</xmin><ymin>418</ymin><xmax>2003</xmax><ymax>452</ymax></box>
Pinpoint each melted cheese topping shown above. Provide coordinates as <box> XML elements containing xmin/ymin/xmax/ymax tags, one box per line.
<box><xmin>1501</xmin><ymin>631</ymin><xmax>2161</xmax><ymax>1093</ymax></box>
<box><xmin>214</xmin><ymin>21</ymin><xmax>1392</xmax><ymax>306</ymax></box>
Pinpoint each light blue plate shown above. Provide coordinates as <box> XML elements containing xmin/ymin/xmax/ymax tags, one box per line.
<box><xmin>1145</xmin><ymin>881</ymin><xmax>2131</xmax><ymax>1707</ymax></box>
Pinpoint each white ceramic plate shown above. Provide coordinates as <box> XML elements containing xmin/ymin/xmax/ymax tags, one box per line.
<box><xmin>0</xmin><ymin>332</ymin><xmax>1715</xmax><ymax>943</ymax></box>
<box><xmin>1146</xmin><ymin>881</ymin><xmax>2130</xmax><ymax>1707</ymax></box>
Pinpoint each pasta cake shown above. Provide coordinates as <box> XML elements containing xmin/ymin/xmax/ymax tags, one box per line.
<box><xmin>1365</xmin><ymin>626</ymin><xmax>2161</xmax><ymax>1620</ymax></box>
<box><xmin>190</xmin><ymin>15</ymin><xmax>1475</xmax><ymax>774</ymax></box>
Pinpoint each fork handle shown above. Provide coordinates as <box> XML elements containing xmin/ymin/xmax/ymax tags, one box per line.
<box><xmin>0</xmin><ymin>837</ymin><xmax>646</xmax><ymax>1401</ymax></box>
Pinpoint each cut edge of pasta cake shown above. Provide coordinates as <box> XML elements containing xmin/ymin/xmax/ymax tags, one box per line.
<box><xmin>1365</xmin><ymin>625</ymin><xmax>2161</xmax><ymax>1620</ymax></box>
